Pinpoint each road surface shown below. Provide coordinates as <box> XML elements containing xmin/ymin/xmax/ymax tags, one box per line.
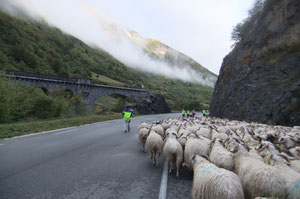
<box><xmin>0</xmin><ymin>113</ymin><xmax>193</xmax><ymax>199</ymax></box>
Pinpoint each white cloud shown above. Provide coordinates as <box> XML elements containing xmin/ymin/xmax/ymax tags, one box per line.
<box><xmin>1</xmin><ymin>0</ymin><xmax>254</xmax><ymax>78</ymax></box>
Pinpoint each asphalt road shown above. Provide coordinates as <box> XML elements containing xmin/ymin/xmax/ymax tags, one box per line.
<box><xmin>0</xmin><ymin>113</ymin><xmax>193</xmax><ymax>199</ymax></box>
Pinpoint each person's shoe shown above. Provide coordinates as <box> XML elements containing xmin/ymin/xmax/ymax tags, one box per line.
<box><xmin>124</xmin><ymin>130</ymin><xmax>127</xmax><ymax>133</ymax></box>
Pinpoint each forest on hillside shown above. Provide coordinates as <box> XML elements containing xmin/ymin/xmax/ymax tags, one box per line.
<box><xmin>0</xmin><ymin>11</ymin><xmax>213</xmax><ymax>116</ymax></box>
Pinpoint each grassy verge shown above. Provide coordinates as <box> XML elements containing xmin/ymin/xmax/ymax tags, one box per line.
<box><xmin>0</xmin><ymin>113</ymin><xmax>123</xmax><ymax>139</ymax></box>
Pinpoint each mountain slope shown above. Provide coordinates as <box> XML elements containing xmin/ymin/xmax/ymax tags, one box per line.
<box><xmin>0</xmin><ymin>11</ymin><xmax>213</xmax><ymax>110</ymax></box>
<box><xmin>100</xmin><ymin>22</ymin><xmax>217</xmax><ymax>86</ymax></box>
<box><xmin>125</xmin><ymin>29</ymin><xmax>217</xmax><ymax>80</ymax></box>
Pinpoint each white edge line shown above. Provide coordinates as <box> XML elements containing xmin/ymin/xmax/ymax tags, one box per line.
<box><xmin>3</xmin><ymin>127</ymin><xmax>77</xmax><ymax>141</ymax></box>
<box><xmin>0</xmin><ymin>143</ymin><xmax>4</xmax><ymax>146</ymax></box>
<box><xmin>54</xmin><ymin>129</ymin><xmax>78</xmax><ymax>135</ymax></box>
<box><xmin>158</xmin><ymin>161</ymin><xmax>168</xmax><ymax>199</ymax></box>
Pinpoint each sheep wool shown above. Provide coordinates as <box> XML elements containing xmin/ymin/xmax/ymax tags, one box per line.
<box><xmin>145</xmin><ymin>130</ymin><xmax>164</xmax><ymax>166</ymax></box>
<box><xmin>192</xmin><ymin>155</ymin><xmax>244</xmax><ymax>199</ymax></box>
<box><xmin>163</xmin><ymin>132</ymin><xmax>183</xmax><ymax>177</ymax></box>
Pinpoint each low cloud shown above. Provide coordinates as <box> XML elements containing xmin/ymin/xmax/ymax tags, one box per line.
<box><xmin>0</xmin><ymin>0</ymin><xmax>216</xmax><ymax>87</ymax></box>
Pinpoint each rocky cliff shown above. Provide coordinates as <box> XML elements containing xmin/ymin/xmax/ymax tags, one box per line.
<box><xmin>210</xmin><ymin>0</ymin><xmax>300</xmax><ymax>126</ymax></box>
<box><xmin>127</xmin><ymin>93</ymin><xmax>171</xmax><ymax>114</ymax></box>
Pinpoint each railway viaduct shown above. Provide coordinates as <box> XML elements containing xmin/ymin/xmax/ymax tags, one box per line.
<box><xmin>3</xmin><ymin>71</ymin><xmax>148</xmax><ymax>112</ymax></box>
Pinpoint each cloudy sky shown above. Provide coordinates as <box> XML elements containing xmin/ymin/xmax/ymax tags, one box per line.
<box><xmin>3</xmin><ymin>0</ymin><xmax>254</xmax><ymax>76</ymax></box>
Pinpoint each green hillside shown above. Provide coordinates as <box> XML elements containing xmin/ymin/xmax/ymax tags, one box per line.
<box><xmin>0</xmin><ymin>11</ymin><xmax>213</xmax><ymax>110</ymax></box>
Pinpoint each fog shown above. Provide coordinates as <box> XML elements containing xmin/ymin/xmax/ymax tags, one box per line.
<box><xmin>0</xmin><ymin>0</ymin><xmax>252</xmax><ymax>87</ymax></box>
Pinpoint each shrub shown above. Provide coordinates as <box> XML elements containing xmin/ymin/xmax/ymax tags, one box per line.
<box><xmin>32</xmin><ymin>94</ymin><xmax>57</xmax><ymax>119</ymax></box>
<box><xmin>70</xmin><ymin>95</ymin><xmax>87</xmax><ymax>115</ymax></box>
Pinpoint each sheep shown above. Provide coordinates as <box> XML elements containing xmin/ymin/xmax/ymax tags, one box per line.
<box><xmin>183</xmin><ymin>134</ymin><xmax>211</xmax><ymax>169</ymax></box>
<box><xmin>289</xmin><ymin>146</ymin><xmax>300</xmax><ymax>160</ymax></box>
<box><xmin>138</xmin><ymin>127</ymin><xmax>150</xmax><ymax>152</ymax></box>
<box><xmin>277</xmin><ymin>135</ymin><xmax>296</xmax><ymax>151</ymax></box>
<box><xmin>195</xmin><ymin>127</ymin><xmax>211</xmax><ymax>139</ymax></box>
<box><xmin>265</xmin><ymin>154</ymin><xmax>300</xmax><ymax>199</ymax></box>
<box><xmin>234</xmin><ymin>144</ymin><xmax>286</xmax><ymax>199</ymax></box>
<box><xmin>248</xmin><ymin>146</ymin><xmax>264</xmax><ymax>162</ymax></box>
<box><xmin>178</xmin><ymin>134</ymin><xmax>187</xmax><ymax>149</ymax></box>
<box><xmin>191</xmin><ymin>155</ymin><xmax>244</xmax><ymax>199</ymax></box>
<box><xmin>138</xmin><ymin>122</ymin><xmax>151</xmax><ymax>131</ymax></box>
<box><xmin>151</xmin><ymin>124</ymin><xmax>165</xmax><ymax>139</ymax></box>
<box><xmin>226</xmin><ymin>129</ymin><xmax>240</xmax><ymax>140</ymax></box>
<box><xmin>166</xmin><ymin>125</ymin><xmax>179</xmax><ymax>135</ymax></box>
<box><xmin>211</xmin><ymin>129</ymin><xmax>229</xmax><ymax>141</ymax></box>
<box><xmin>291</xmin><ymin>159</ymin><xmax>300</xmax><ymax>173</ymax></box>
<box><xmin>162</xmin><ymin>131</ymin><xmax>183</xmax><ymax>177</ymax></box>
<box><xmin>178</xmin><ymin>127</ymin><xmax>189</xmax><ymax>137</ymax></box>
<box><xmin>256</xmin><ymin>141</ymin><xmax>279</xmax><ymax>162</ymax></box>
<box><xmin>209</xmin><ymin>138</ymin><xmax>235</xmax><ymax>171</ymax></box>
<box><xmin>278</xmin><ymin>152</ymin><xmax>300</xmax><ymax>173</ymax></box>
<box><xmin>224</xmin><ymin>137</ymin><xmax>240</xmax><ymax>153</ymax></box>
<box><xmin>160</xmin><ymin>120</ymin><xmax>171</xmax><ymax>131</ymax></box>
<box><xmin>144</xmin><ymin>130</ymin><xmax>164</xmax><ymax>166</ymax></box>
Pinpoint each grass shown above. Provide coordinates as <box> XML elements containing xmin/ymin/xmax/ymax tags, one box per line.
<box><xmin>91</xmin><ymin>72</ymin><xmax>126</xmax><ymax>87</ymax></box>
<box><xmin>0</xmin><ymin>113</ymin><xmax>124</xmax><ymax>139</ymax></box>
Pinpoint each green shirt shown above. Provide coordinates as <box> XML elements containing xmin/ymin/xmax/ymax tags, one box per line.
<box><xmin>123</xmin><ymin>111</ymin><xmax>132</xmax><ymax>122</ymax></box>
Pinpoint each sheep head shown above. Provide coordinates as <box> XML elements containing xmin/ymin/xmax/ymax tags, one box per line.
<box><xmin>191</xmin><ymin>154</ymin><xmax>209</xmax><ymax>167</ymax></box>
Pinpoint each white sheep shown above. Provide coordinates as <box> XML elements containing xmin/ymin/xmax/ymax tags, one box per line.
<box><xmin>151</xmin><ymin>124</ymin><xmax>165</xmax><ymax>139</ymax></box>
<box><xmin>162</xmin><ymin>131</ymin><xmax>183</xmax><ymax>177</ymax></box>
<box><xmin>209</xmin><ymin>138</ymin><xmax>235</xmax><ymax>171</ymax></box>
<box><xmin>234</xmin><ymin>144</ymin><xmax>286</xmax><ymax>199</ymax></box>
<box><xmin>145</xmin><ymin>130</ymin><xmax>164</xmax><ymax>166</ymax></box>
<box><xmin>138</xmin><ymin>127</ymin><xmax>150</xmax><ymax>152</ymax></box>
<box><xmin>277</xmin><ymin>135</ymin><xmax>296</xmax><ymax>151</ymax></box>
<box><xmin>211</xmin><ymin>129</ymin><xmax>229</xmax><ymax>141</ymax></box>
<box><xmin>195</xmin><ymin>127</ymin><xmax>211</xmax><ymax>139</ymax></box>
<box><xmin>191</xmin><ymin>155</ymin><xmax>244</xmax><ymax>199</ymax></box>
<box><xmin>178</xmin><ymin>134</ymin><xmax>187</xmax><ymax>149</ymax></box>
<box><xmin>138</xmin><ymin>122</ymin><xmax>151</xmax><ymax>131</ymax></box>
<box><xmin>289</xmin><ymin>146</ymin><xmax>300</xmax><ymax>160</ymax></box>
<box><xmin>266</xmin><ymin>154</ymin><xmax>300</xmax><ymax>199</ymax></box>
<box><xmin>183</xmin><ymin>134</ymin><xmax>211</xmax><ymax>169</ymax></box>
<box><xmin>224</xmin><ymin>137</ymin><xmax>240</xmax><ymax>153</ymax></box>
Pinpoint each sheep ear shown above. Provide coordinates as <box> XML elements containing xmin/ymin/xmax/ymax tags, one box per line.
<box><xmin>233</xmin><ymin>138</ymin><xmax>241</xmax><ymax>143</ymax></box>
<box><xmin>279</xmin><ymin>154</ymin><xmax>290</xmax><ymax>164</ymax></box>
<box><xmin>191</xmin><ymin>154</ymin><xmax>197</xmax><ymax>165</ymax></box>
<box><xmin>257</xmin><ymin>144</ymin><xmax>266</xmax><ymax>152</ymax></box>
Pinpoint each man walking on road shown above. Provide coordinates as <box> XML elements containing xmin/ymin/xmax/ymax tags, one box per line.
<box><xmin>122</xmin><ymin>107</ymin><xmax>133</xmax><ymax>132</ymax></box>
<box><xmin>202</xmin><ymin>109</ymin><xmax>207</xmax><ymax>117</ymax></box>
<box><xmin>182</xmin><ymin>109</ymin><xmax>186</xmax><ymax>117</ymax></box>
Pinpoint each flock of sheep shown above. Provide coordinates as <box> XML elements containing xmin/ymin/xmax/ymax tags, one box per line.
<box><xmin>137</xmin><ymin>116</ymin><xmax>300</xmax><ymax>199</ymax></box>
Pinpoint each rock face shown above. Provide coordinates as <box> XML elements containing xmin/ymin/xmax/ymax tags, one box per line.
<box><xmin>127</xmin><ymin>93</ymin><xmax>171</xmax><ymax>114</ymax></box>
<box><xmin>210</xmin><ymin>0</ymin><xmax>300</xmax><ymax>126</ymax></box>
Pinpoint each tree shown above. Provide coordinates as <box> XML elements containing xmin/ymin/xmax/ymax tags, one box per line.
<box><xmin>231</xmin><ymin>0</ymin><xmax>266</xmax><ymax>44</ymax></box>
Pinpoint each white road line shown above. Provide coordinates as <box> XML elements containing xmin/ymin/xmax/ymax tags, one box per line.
<box><xmin>0</xmin><ymin>143</ymin><xmax>5</xmax><ymax>146</ymax></box>
<box><xmin>158</xmin><ymin>161</ymin><xmax>168</xmax><ymax>199</ymax></box>
<box><xmin>54</xmin><ymin>129</ymin><xmax>78</xmax><ymax>135</ymax></box>
<box><xmin>4</xmin><ymin>127</ymin><xmax>77</xmax><ymax>140</ymax></box>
